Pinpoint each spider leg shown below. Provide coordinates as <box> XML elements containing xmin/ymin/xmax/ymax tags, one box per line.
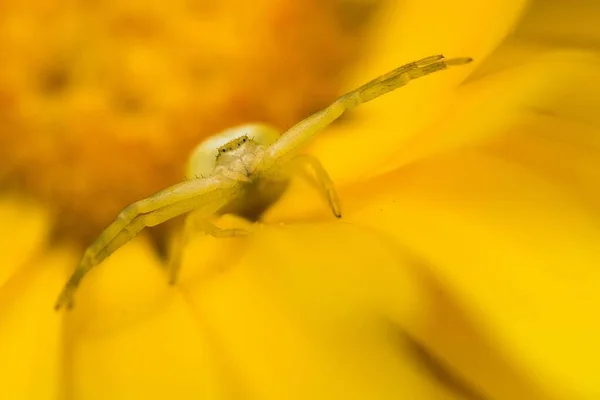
<box><xmin>289</xmin><ymin>154</ymin><xmax>342</xmax><ymax>218</ymax></box>
<box><xmin>263</xmin><ymin>54</ymin><xmax>473</xmax><ymax>166</ymax></box>
<box><xmin>54</xmin><ymin>176</ymin><xmax>241</xmax><ymax>310</ymax></box>
<box><xmin>359</xmin><ymin>54</ymin><xmax>445</xmax><ymax>89</ymax></box>
<box><xmin>167</xmin><ymin>210</ymin><xmax>250</xmax><ymax>284</ymax></box>
<box><xmin>55</xmin><ymin>212</ymin><xmax>154</xmax><ymax>310</ymax></box>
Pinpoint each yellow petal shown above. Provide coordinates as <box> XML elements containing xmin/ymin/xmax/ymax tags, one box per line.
<box><xmin>0</xmin><ymin>196</ymin><xmax>51</xmax><ymax>287</ymax></box>
<box><xmin>345</xmin><ymin>147</ymin><xmax>600</xmax><ymax>398</ymax></box>
<box><xmin>515</xmin><ymin>0</ymin><xmax>600</xmax><ymax>50</ymax></box>
<box><xmin>484</xmin><ymin>111</ymin><xmax>600</xmax><ymax>212</ymax></box>
<box><xmin>64</xmin><ymin>236</ymin><xmax>227</xmax><ymax>399</ymax></box>
<box><xmin>308</xmin><ymin>0</ymin><xmax>529</xmax><ymax>184</ymax></box>
<box><xmin>177</xmin><ymin>220</ymin><xmax>495</xmax><ymax>399</ymax></box>
<box><xmin>0</xmin><ymin>247</ymin><xmax>74</xmax><ymax>400</ymax></box>
<box><xmin>392</xmin><ymin>50</ymin><xmax>600</xmax><ymax>170</ymax></box>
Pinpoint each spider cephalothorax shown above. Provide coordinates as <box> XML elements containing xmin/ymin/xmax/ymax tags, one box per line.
<box><xmin>217</xmin><ymin>135</ymin><xmax>250</xmax><ymax>154</ymax></box>
<box><xmin>191</xmin><ymin>124</ymin><xmax>290</xmax><ymax>221</ymax></box>
<box><xmin>55</xmin><ymin>54</ymin><xmax>473</xmax><ymax>310</ymax></box>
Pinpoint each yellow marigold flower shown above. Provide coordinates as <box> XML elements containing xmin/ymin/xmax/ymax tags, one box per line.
<box><xmin>2</xmin><ymin>1</ymin><xmax>600</xmax><ymax>400</ymax></box>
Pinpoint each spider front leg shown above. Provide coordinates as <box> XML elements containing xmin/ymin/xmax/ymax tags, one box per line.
<box><xmin>55</xmin><ymin>176</ymin><xmax>241</xmax><ymax>310</ymax></box>
<box><xmin>287</xmin><ymin>154</ymin><xmax>342</xmax><ymax>218</ymax></box>
<box><xmin>168</xmin><ymin>210</ymin><xmax>250</xmax><ymax>285</ymax></box>
<box><xmin>55</xmin><ymin>208</ymin><xmax>169</xmax><ymax>310</ymax></box>
<box><xmin>263</xmin><ymin>54</ymin><xmax>473</xmax><ymax>166</ymax></box>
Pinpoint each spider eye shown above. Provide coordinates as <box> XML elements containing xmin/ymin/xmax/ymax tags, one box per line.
<box><xmin>221</xmin><ymin>148</ymin><xmax>226</xmax><ymax>153</ymax></box>
<box><xmin>242</xmin><ymin>137</ymin><xmax>247</xmax><ymax>142</ymax></box>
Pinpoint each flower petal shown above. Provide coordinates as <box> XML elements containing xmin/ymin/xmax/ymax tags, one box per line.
<box><xmin>390</xmin><ymin>50</ymin><xmax>600</xmax><ymax>170</ymax></box>
<box><xmin>64</xmin><ymin>236</ymin><xmax>228</xmax><ymax>399</ymax></box>
<box><xmin>0</xmin><ymin>247</ymin><xmax>73</xmax><ymax>400</ymax></box>
<box><xmin>345</xmin><ymin>147</ymin><xmax>600</xmax><ymax>398</ymax></box>
<box><xmin>179</xmin><ymin>220</ymin><xmax>490</xmax><ymax>399</ymax></box>
<box><xmin>514</xmin><ymin>0</ymin><xmax>600</xmax><ymax>50</ymax></box>
<box><xmin>0</xmin><ymin>196</ymin><xmax>51</xmax><ymax>287</ymax></box>
<box><xmin>307</xmin><ymin>0</ymin><xmax>529</xmax><ymax>184</ymax></box>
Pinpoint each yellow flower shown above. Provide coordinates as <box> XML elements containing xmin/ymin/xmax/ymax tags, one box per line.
<box><xmin>2</xmin><ymin>1</ymin><xmax>600</xmax><ymax>400</ymax></box>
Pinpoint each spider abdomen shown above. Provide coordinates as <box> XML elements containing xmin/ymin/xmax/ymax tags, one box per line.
<box><xmin>218</xmin><ymin>177</ymin><xmax>290</xmax><ymax>221</ymax></box>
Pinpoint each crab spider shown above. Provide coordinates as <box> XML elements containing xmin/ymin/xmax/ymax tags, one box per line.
<box><xmin>55</xmin><ymin>54</ymin><xmax>473</xmax><ymax>310</ymax></box>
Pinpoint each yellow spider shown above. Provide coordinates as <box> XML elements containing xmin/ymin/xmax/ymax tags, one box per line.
<box><xmin>55</xmin><ymin>54</ymin><xmax>473</xmax><ymax>310</ymax></box>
